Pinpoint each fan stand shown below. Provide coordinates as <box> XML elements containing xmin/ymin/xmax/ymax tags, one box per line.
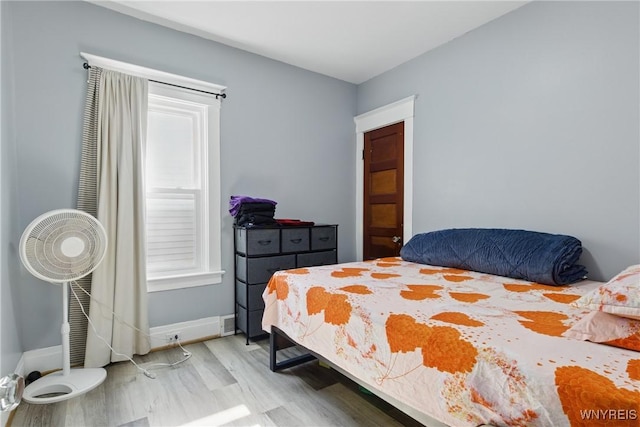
<box><xmin>22</xmin><ymin>282</ymin><xmax>106</xmax><ymax>404</ymax></box>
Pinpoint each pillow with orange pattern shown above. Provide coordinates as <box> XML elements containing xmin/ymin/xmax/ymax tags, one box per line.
<box><xmin>572</xmin><ymin>264</ymin><xmax>640</xmax><ymax>320</ymax></box>
<box><xmin>564</xmin><ymin>310</ymin><xmax>640</xmax><ymax>352</ymax></box>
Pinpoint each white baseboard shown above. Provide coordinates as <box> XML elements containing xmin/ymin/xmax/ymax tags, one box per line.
<box><xmin>148</xmin><ymin>315</ymin><xmax>227</xmax><ymax>349</ymax></box>
<box><xmin>16</xmin><ymin>315</ymin><xmax>234</xmax><ymax>375</ymax></box>
<box><xmin>17</xmin><ymin>345</ymin><xmax>61</xmax><ymax>377</ymax></box>
<box><xmin>14</xmin><ymin>354</ymin><xmax>25</xmax><ymax>378</ymax></box>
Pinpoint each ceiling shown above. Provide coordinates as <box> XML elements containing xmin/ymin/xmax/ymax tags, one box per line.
<box><xmin>92</xmin><ymin>1</ymin><xmax>529</xmax><ymax>84</ymax></box>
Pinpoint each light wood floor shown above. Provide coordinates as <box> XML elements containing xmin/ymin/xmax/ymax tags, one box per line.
<box><xmin>10</xmin><ymin>334</ymin><xmax>425</xmax><ymax>427</ymax></box>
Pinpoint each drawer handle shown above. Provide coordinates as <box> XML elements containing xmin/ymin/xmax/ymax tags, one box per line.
<box><xmin>257</xmin><ymin>240</ymin><xmax>272</xmax><ymax>245</ymax></box>
<box><xmin>318</xmin><ymin>237</ymin><xmax>330</xmax><ymax>242</ymax></box>
<box><xmin>290</xmin><ymin>238</ymin><xmax>302</xmax><ymax>244</ymax></box>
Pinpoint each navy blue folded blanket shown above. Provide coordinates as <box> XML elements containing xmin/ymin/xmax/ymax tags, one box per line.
<box><xmin>400</xmin><ymin>228</ymin><xmax>587</xmax><ymax>285</ymax></box>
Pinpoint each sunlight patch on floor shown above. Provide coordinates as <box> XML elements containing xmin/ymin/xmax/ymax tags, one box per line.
<box><xmin>179</xmin><ymin>404</ymin><xmax>253</xmax><ymax>426</ymax></box>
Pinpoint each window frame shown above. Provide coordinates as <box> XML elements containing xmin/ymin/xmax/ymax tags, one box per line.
<box><xmin>146</xmin><ymin>82</ymin><xmax>224</xmax><ymax>292</ymax></box>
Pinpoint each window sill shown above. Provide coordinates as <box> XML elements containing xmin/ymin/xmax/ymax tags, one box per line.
<box><xmin>147</xmin><ymin>270</ymin><xmax>225</xmax><ymax>293</ymax></box>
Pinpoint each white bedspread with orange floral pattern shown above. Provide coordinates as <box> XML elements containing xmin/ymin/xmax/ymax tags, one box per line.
<box><xmin>262</xmin><ymin>258</ymin><xmax>640</xmax><ymax>427</ymax></box>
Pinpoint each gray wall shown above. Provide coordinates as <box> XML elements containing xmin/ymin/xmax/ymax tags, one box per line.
<box><xmin>358</xmin><ymin>1</ymin><xmax>640</xmax><ymax>282</ymax></box>
<box><xmin>1</xmin><ymin>0</ymin><xmax>24</xmax><ymax>375</ymax></box>
<box><xmin>5</xmin><ymin>0</ymin><xmax>639</xmax><ymax>357</ymax></box>
<box><xmin>7</xmin><ymin>1</ymin><xmax>356</xmax><ymax>351</ymax></box>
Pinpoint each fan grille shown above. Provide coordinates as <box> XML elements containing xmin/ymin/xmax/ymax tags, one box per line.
<box><xmin>20</xmin><ymin>210</ymin><xmax>107</xmax><ymax>283</ymax></box>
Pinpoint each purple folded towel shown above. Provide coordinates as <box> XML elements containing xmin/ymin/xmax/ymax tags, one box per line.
<box><xmin>229</xmin><ymin>195</ymin><xmax>277</xmax><ymax>217</ymax></box>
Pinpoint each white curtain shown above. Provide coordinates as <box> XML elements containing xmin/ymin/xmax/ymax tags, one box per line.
<box><xmin>84</xmin><ymin>69</ymin><xmax>151</xmax><ymax>367</ymax></box>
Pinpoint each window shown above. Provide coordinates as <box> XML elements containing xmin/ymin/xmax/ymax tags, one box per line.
<box><xmin>79</xmin><ymin>52</ymin><xmax>226</xmax><ymax>292</ymax></box>
<box><xmin>145</xmin><ymin>82</ymin><xmax>223</xmax><ymax>292</ymax></box>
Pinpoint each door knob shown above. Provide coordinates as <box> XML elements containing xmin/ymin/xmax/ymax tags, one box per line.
<box><xmin>392</xmin><ymin>236</ymin><xmax>402</xmax><ymax>243</ymax></box>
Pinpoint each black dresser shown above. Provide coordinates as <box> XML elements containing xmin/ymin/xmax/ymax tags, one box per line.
<box><xmin>234</xmin><ymin>224</ymin><xmax>338</xmax><ymax>343</ymax></box>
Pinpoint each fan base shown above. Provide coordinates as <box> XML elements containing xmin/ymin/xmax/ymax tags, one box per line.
<box><xmin>22</xmin><ymin>368</ymin><xmax>106</xmax><ymax>404</ymax></box>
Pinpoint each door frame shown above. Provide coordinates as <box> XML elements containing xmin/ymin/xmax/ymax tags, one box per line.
<box><xmin>354</xmin><ymin>95</ymin><xmax>415</xmax><ymax>261</ymax></box>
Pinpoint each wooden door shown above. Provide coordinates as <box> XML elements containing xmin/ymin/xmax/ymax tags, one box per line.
<box><xmin>363</xmin><ymin>122</ymin><xmax>404</xmax><ymax>260</ymax></box>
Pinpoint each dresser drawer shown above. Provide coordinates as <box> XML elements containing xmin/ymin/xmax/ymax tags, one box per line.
<box><xmin>297</xmin><ymin>250</ymin><xmax>337</xmax><ymax>268</ymax></box>
<box><xmin>236</xmin><ymin>228</ymin><xmax>280</xmax><ymax>255</ymax></box>
<box><xmin>281</xmin><ymin>228</ymin><xmax>310</xmax><ymax>253</ymax></box>
<box><xmin>236</xmin><ymin>280</ymin><xmax>267</xmax><ymax>310</ymax></box>
<box><xmin>236</xmin><ymin>305</ymin><xmax>266</xmax><ymax>339</ymax></box>
<box><xmin>311</xmin><ymin>226</ymin><xmax>337</xmax><ymax>251</ymax></box>
<box><xmin>236</xmin><ymin>254</ymin><xmax>296</xmax><ymax>284</ymax></box>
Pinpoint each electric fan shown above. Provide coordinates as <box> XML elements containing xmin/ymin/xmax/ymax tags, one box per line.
<box><xmin>19</xmin><ymin>209</ymin><xmax>108</xmax><ymax>404</ymax></box>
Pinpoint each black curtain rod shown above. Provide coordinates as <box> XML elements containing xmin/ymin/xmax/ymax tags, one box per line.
<box><xmin>83</xmin><ymin>62</ymin><xmax>227</xmax><ymax>99</ymax></box>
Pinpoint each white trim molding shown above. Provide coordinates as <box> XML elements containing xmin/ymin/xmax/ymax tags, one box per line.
<box><xmin>148</xmin><ymin>316</ymin><xmax>225</xmax><ymax>348</ymax></box>
<box><xmin>16</xmin><ymin>345</ymin><xmax>62</xmax><ymax>377</ymax></box>
<box><xmin>16</xmin><ymin>316</ymin><xmax>233</xmax><ymax>376</ymax></box>
<box><xmin>80</xmin><ymin>52</ymin><xmax>227</xmax><ymax>95</ymax></box>
<box><xmin>147</xmin><ymin>271</ymin><xmax>225</xmax><ymax>293</ymax></box>
<box><xmin>353</xmin><ymin>95</ymin><xmax>416</xmax><ymax>261</ymax></box>
<box><xmin>145</xmin><ymin>81</ymin><xmax>225</xmax><ymax>293</ymax></box>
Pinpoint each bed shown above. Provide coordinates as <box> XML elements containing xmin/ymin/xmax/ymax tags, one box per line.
<box><xmin>261</xmin><ymin>229</ymin><xmax>640</xmax><ymax>427</ymax></box>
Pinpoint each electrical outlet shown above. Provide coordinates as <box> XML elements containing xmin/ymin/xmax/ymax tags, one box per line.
<box><xmin>165</xmin><ymin>331</ymin><xmax>181</xmax><ymax>343</ymax></box>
